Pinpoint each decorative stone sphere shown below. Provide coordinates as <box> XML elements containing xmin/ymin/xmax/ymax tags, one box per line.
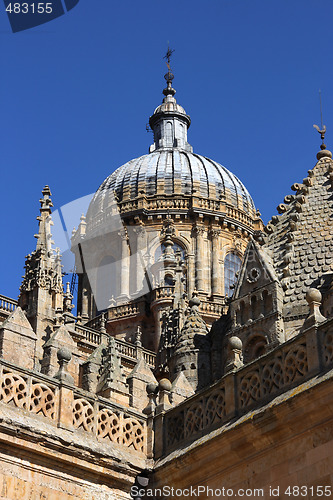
<box><xmin>317</xmin><ymin>149</ymin><xmax>332</xmax><ymax>161</ymax></box>
<box><xmin>57</xmin><ymin>347</ymin><xmax>72</xmax><ymax>362</ymax></box>
<box><xmin>146</xmin><ymin>383</ymin><xmax>158</xmax><ymax>395</ymax></box>
<box><xmin>306</xmin><ymin>288</ymin><xmax>322</xmax><ymax>304</ymax></box>
<box><xmin>159</xmin><ymin>378</ymin><xmax>172</xmax><ymax>392</ymax></box>
<box><xmin>228</xmin><ymin>336</ymin><xmax>242</xmax><ymax>351</ymax></box>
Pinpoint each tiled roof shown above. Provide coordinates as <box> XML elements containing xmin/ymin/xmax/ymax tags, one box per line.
<box><xmin>261</xmin><ymin>154</ymin><xmax>333</xmax><ymax>314</ymax></box>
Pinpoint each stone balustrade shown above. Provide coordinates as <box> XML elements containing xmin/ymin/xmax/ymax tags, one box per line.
<box><xmin>115</xmin><ymin>338</ymin><xmax>156</xmax><ymax>368</ymax></box>
<box><xmin>73</xmin><ymin>323</ymin><xmax>156</xmax><ymax>368</ymax></box>
<box><xmin>199</xmin><ymin>300</ymin><xmax>226</xmax><ymax>317</ymax></box>
<box><xmin>0</xmin><ymin>358</ymin><xmax>147</xmax><ymax>455</ymax></box>
<box><xmin>74</xmin><ymin>323</ymin><xmax>101</xmax><ymax>347</ymax></box>
<box><xmin>152</xmin><ymin>286</ymin><xmax>174</xmax><ymax>302</ymax></box>
<box><xmin>108</xmin><ymin>301</ymin><xmax>144</xmax><ymax>320</ymax></box>
<box><xmin>158</xmin><ymin>319</ymin><xmax>333</xmax><ymax>457</ymax></box>
<box><xmin>225</xmin><ymin>205</ymin><xmax>254</xmax><ymax>226</ymax></box>
<box><xmin>0</xmin><ymin>294</ymin><xmax>18</xmax><ymax>321</ymax></box>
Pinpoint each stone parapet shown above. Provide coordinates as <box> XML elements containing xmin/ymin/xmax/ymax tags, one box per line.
<box><xmin>0</xmin><ymin>294</ymin><xmax>17</xmax><ymax>323</ymax></box>
<box><xmin>157</xmin><ymin>318</ymin><xmax>333</xmax><ymax>458</ymax></box>
<box><xmin>0</xmin><ymin>357</ymin><xmax>148</xmax><ymax>457</ymax></box>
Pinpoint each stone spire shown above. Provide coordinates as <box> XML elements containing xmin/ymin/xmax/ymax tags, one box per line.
<box><xmin>35</xmin><ymin>185</ymin><xmax>54</xmax><ymax>254</ymax></box>
<box><xmin>149</xmin><ymin>52</ymin><xmax>192</xmax><ymax>153</ymax></box>
<box><xmin>168</xmin><ymin>292</ymin><xmax>211</xmax><ymax>391</ymax></box>
<box><xmin>19</xmin><ymin>186</ymin><xmax>64</xmax><ymax>367</ymax></box>
<box><xmin>97</xmin><ymin>336</ymin><xmax>128</xmax><ymax>403</ymax></box>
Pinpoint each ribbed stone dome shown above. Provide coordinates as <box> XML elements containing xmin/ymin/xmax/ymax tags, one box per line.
<box><xmin>93</xmin><ymin>150</ymin><xmax>255</xmax><ymax>213</ymax></box>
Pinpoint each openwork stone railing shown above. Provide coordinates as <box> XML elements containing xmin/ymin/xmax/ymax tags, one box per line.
<box><xmin>72</xmin><ymin>393</ymin><xmax>147</xmax><ymax>453</ymax></box>
<box><xmin>161</xmin><ymin>321</ymin><xmax>333</xmax><ymax>456</ymax></box>
<box><xmin>237</xmin><ymin>339</ymin><xmax>307</xmax><ymax>409</ymax></box>
<box><xmin>165</xmin><ymin>382</ymin><xmax>226</xmax><ymax>450</ymax></box>
<box><xmin>0</xmin><ymin>295</ymin><xmax>18</xmax><ymax>318</ymax></box>
<box><xmin>321</xmin><ymin>325</ymin><xmax>333</xmax><ymax>367</ymax></box>
<box><xmin>0</xmin><ymin>359</ymin><xmax>148</xmax><ymax>455</ymax></box>
<box><xmin>0</xmin><ymin>360</ymin><xmax>59</xmax><ymax>422</ymax></box>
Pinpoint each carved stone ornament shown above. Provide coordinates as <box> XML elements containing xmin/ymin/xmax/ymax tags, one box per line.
<box><xmin>233</xmin><ymin>232</ymin><xmax>243</xmax><ymax>251</ymax></box>
<box><xmin>246</xmin><ymin>267</ymin><xmax>261</xmax><ymax>283</ymax></box>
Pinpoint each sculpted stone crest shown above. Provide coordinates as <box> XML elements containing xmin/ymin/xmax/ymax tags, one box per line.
<box><xmin>246</xmin><ymin>267</ymin><xmax>261</xmax><ymax>283</ymax></box>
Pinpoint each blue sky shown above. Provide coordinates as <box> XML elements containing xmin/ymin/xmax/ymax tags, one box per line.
<box><xmin>1</xmin><ymin>0</ymin><xmax>333</xmax><ymax>299</ymax></box>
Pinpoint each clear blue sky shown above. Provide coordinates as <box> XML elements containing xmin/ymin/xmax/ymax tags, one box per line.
<box><xmin>1</xmin><ymin>0</ymin><xmax>333</xmax><ymax>299</ymax></box>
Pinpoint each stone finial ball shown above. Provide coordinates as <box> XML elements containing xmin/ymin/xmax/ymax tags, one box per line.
<box><xmin>146</xmin><ymin>383</ymin><xmax>158</xmax><ymax>395</ymax></box>
<box><xmin>306</xmin><ymin>288</ymin><xmax>322</xmax><ymax>304</ymax></box>
<box><xmin>57</xmin><ymin>347</ymin><xmax>72</xmax><ymax>362</ymax></box>
<box><xmin>159</xmin><ymin>378</ymin><xmax>172</xmax><ymax>391</ymax></box>
<box><xmin>228</xmin><ymin>336</ymin><xmax>242</xmax><ymax>350</ymax></box>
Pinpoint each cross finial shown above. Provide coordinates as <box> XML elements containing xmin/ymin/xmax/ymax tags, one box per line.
<box><xmin>163</xmin><ymin>44</ymin><xmax>174</xmax><ymax>70</ymax></box>
<box><xmin>162</xmin><ymin>45</ymin><xmax>176</xmax><ymax>96</ymax></box>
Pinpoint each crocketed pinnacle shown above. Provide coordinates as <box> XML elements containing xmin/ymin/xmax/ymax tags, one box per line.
<box><xmin>35</xmin><ymin>185</ymin><xmax>54</xmax><ymax>255</ymax></box>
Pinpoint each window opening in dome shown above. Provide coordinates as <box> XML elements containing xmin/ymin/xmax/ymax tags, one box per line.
<box><xmin>166</xmin><ymin>121</ymin><xmax>173</xmax><ymax>146</ymax></box>
<box><xmin>224</xmin><ymin>253</ymin><xmax>241</xmax><ymax>297</ymax></box>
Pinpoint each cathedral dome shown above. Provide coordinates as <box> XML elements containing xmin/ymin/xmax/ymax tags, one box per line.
<box><xmin>86</xmin><ymin>69</ymin><xmax>257</xmax><ymax>226</ymax></box>
<box><xmin>92</xmin><ymin>150</ymin><xmax>255</xmax><ymax>214</ymax></box>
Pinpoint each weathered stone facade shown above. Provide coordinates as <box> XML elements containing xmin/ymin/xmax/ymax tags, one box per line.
<box><xmin>0</xmin><ymin>69</ymin><xmax>332</xmax><ymax>499</ymax></box>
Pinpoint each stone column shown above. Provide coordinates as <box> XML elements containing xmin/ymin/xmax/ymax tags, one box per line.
<box><xmin>81</xmin><ymin>275</ymin><xmax>90</xmax><ymax>321</ymax></box>
<box><xmin>135</xmin><ymin>225</ymin><xmax>146</xmax><ymax>294</ymax></box>
<box><xmin>118</xmin><ymin>229</ymin><xmax>130</xmax><ymax>302</ymax></box>
<box><xmin>187</xmin><ymin>252</ymin><xmax>195</xmax><ymax>299</ymax></box>
<box><xmin>194</xmin><ymin>224</ymin><xmax>205</xmax><ymax>292</ymax></box>
<box><xmin>210</xmin><ymin>228</ymin><xmax>221</xmax><ymax>296</ymax></box>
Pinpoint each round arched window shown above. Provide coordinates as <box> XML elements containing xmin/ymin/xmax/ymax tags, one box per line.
<box><xmin>224</xmin><ymin>253</ymin><xmax>241</xmax><ymax>297</ymax></box>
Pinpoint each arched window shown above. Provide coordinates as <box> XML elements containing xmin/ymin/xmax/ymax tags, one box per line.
<box><xmin>224</xmin><ymin>253</ymin><xmax>241</xmax><ymax>297</ymax></box>
<box><xmin>165</xmin><ymin>121</ymin><xmax>173</xmax><ymax>146</ymax></box>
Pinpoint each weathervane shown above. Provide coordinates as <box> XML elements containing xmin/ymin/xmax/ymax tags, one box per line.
<box><xmin>163</xmin><ymin>45</ymin><xmax>175</xmax><ymax>71</ymax></box>
<box><xmin>313</xmin><ymin>89</ymin><xmax>327</xmax><ymax>148</ymax></box>
<box><xmin>162</xmin><ymin>44</ymin><xmax>176</xmax><ymax>96</ymax></box>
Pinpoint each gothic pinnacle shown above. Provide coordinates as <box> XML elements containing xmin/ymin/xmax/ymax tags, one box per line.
<box><xmin>39</xmin><ymin>185</ymin><xmax>53</xmax><ymax>214</ymax></box>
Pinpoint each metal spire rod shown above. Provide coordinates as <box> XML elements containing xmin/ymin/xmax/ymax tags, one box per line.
<box><xmin>319</xmin><ymin>89</ymin><xmax>323</xmax><ymax>130</ymax></box>
<box><xmin>313</xmin><ymin>89</ymin><xmax>326</xmax><ymax>146</ymax></box>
